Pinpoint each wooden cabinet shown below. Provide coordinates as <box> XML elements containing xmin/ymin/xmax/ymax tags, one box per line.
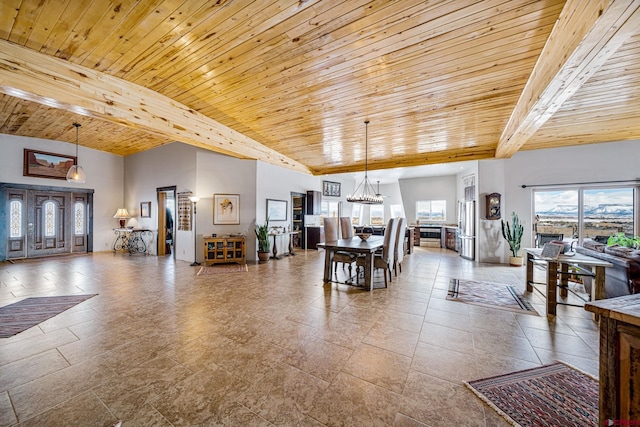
<box><xmin>306</xmin><ymin>226</ymin><xmax>324</xmax><ymax>249</ymax></box>
<box><xmin>585</xmin><ymin>295</ymin><xmax>640</xmax><ymax>424</ymax></box>
<box><xmin>444</xmin><ymin>227</ymin><xmax>457</xmax><ymax>251</ymax></box>
<box><xmin>412</xmin><ymin>226</ymin><xmax>421</xmax><ymax>246</ymax></box>
<box><xmin>203</xmin><ymin>236</ymin><xmax>245</xmax><ymax>265</ymax></box>
<box><xmin>292</xmin><ymin>193</ymin><xmax>305</xmax><ymax>247</ymax></box>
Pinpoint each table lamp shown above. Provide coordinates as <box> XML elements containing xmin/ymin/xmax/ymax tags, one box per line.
<box><xmin>113</xmin><ymin>208</ymin><xmax>130</xmax><ymax>228</ymax></box>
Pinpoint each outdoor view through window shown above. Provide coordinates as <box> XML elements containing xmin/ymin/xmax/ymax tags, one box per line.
<box><xmin>534</xmin><ymin>188</ymin><xmax>634</xmax><ymax>241</ymax></box>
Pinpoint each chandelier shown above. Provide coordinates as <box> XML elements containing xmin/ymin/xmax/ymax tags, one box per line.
<box><xmin>346</xmin><ymin>120</ymin><xmax>383</xmax><ymax>205</ymax></box>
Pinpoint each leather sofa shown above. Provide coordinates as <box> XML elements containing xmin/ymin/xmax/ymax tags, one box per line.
<box><xmin>576</xmin><ymin>241</ymin><xmax>640</xmax><ymax>298</ymax></box>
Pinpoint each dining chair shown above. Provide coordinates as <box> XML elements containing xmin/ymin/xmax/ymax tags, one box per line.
<box><xmin>394</xmin><ymin>218</ymin><xmax>406</xmax><ymax>276</ymax></box>
<box><xmin>340</xmin><ymin>217</ymin><xmax>354</xmax><ymax>239</ymax></box>
<box><xmin>356</xmin><ymin>217</ymin><xmax>398</xmax><ymax>287</ymax></box>
<box><xmin>324</xmin><ymin>217</ymin><xmax>357</xmax><ymax>277</ymax></box>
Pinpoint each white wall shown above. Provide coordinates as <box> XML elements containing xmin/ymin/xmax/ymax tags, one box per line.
<box><xmin>124</xmin><ymin>142</ymin><xmax>197</xmax><ymax>260</ymax></box>
<box><xmin>503</xmin><ymin>139</ymin><xmax>640</xmax><ymax>259</ymax></box>
<box><xmin>0</xmin><ymin>133</ymin><xmax>124</xmax><ymax>253</ymax></box>
<box><xmin>477</xmin><ymin>159</ymin><xmax>506</xmax><ymax>263</ymax></box>
<box><xmin>399</xmin><ymin>175</ymin><xmax>458</xmax><ymax>225</ymax></box>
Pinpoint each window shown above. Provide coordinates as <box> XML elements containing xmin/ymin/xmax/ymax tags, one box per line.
<box><xmin>74</xmin><ymin>201</ymin><xmax>85</xmax><ymax>235</ymax></box>
<box><xmin>370</xmin><ymin>205</ymin><xmax>384</xmax><ymax>225</ymax></box>
<box><xmin>321</xmin><ymin>200</ymin><xmax>340</xmax><ymax>219</ymax></box>
<box><xmin>390</xmin><ymin>204</ymin><xmax>404</xmax><ymax>219</ymax></box>
<box><xmin>10</xmin><ymin>200</ymin><xmax>22</xmax><ymax>238</ymax></box>
<box><xmin>416</xmin><ymin>200</ymin><xmax>446</xmax><ymax>222</ymax></box>
<box><xmin>351</xmin><ymin>204</ymin><xmax>362</xmax><ymax>226</ymax></box>
<box><xmin>44</xmin><ymin>201</ymin><xmax>56</xmax><ymax>237</ymax></box>
<box><xmin>534</xmin><ymin>187</ymin><xmax>635</xmax><ymax>244</ymax></box>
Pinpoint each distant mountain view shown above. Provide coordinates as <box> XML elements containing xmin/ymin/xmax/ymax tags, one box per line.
<box><xmin>538</xmin><ymin>203</ymin><xmax>633</xmax><ymax>218</ymax></box>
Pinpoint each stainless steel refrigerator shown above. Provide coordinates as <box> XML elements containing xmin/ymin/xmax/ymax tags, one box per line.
<box><xmin>458</xmin><ymin>200</ymin><xmax>475</xmax><ymax>260</ymax></box>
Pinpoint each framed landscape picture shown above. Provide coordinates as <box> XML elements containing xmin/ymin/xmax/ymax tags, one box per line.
<box><xmin>23</xmin><ymin>149</ymin><xmax>76</xmax><ymax>180</ymax></box>
<box><xmin>267</xmin><ymin>199</ymin><xmax>287</xmax><ymax>221</ymax></box>
<box><xmin>140</xmin><ymin>201</ymin><xmax>151</xmax><ymax>218</ymax></box>
<box><xmin>214</xmin><ymin>194</ymin><xmax>240</xmax><ymax>224</ymax></box>
<box><xmin>323</xmin><ymin>180</ymin><xmax>341</xmax><ymax>197</ymax></box>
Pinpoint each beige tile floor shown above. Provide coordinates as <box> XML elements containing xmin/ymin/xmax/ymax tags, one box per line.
<box><xmin>0</xmin><ymin>246</ymin><xmax>599</xmax><ymax>426</ymax></box>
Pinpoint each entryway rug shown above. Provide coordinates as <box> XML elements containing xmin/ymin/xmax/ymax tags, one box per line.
<box><xmin>465</xmin><ymin>362</ymin><xmax>598</xmax><ymax>427</ymax></box>
<box><xmin>0</xmin><ymin>294</ymin><xmax>97</xmax><ymax>338</ymax></box>
<box><xmin>197</xmin><ymin>264</ymin><xmax>248</xmax><ymax>275</ymax></box>
<box><xmin>447</xmin><ymin>279</ymin><xmax>538</xmax><ymax>315</ymax></box>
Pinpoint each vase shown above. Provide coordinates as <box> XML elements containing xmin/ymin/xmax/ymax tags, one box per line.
<box><xmin>257</xmin><ymin>251</ymin><xmax>270</xmax><ymax>263</ymax></box>
<box><xmin>509</xmin><ymin>256</ymin><xmax>523</xmax><ymax>266</ymax></box>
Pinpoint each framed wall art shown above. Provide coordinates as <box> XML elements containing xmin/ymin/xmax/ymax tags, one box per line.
<box><xmin>323</xmin><ymin>180</ymin><xmax>341</xmax><ymax>197</ymax></box>
<box><xmin>214</xmin><ymin>194</ymin><xmax>240</xmax><ymax>224</ymax></box>
<box><xmin>140</xmin><ymin>201</ymin><xmax>151</xmax><ymax>218</ymax></box>
<box><xmin>266</xmin><ymin>199</ymin><xmax>287</xmax><ymax>221</ymax></box>
<box><xmin>23</xmin><ymin>149</ymin><xmax>76</xmax><ymax>180</ymax></box>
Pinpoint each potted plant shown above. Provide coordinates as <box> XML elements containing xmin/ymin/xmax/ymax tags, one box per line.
<box><xmin>501</xmin><ymin>211</ymin><xmax>524</xmax><ymax>266</ymax></box>
<box><xmin>255</xmin><ymin>218</ymin><xmax>271</xmax><ymax>262</ymax></box>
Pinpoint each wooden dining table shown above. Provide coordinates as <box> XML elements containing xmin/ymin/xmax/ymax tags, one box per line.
<box><xmin>317</xmin><ymin>236</ymin><xmax>385</xmax><ymax>291</ymax></box>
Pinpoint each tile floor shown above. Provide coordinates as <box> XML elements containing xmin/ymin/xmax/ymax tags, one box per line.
<box><xmin>0</xmin><ymin>246</ymin><xmax>599</xmax><ymax>426</ymax></box>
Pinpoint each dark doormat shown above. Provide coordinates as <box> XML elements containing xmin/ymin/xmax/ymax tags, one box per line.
<box><xmin>0</xmin><ymin>294</ymin><xmax>97</xmax><ymax>338</ymax></box>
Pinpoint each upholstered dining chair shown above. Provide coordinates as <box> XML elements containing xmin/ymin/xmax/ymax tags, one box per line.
<box><xmin>340</xmin><ymin>217</ymin><xmax>354</xmax><ymax>239</ymax></box>
<box><xmin>394</xmin><ymin>218</ymin><xmax>406</xmax><ymax>276</ymax></box>
<box><xmin>324</xmin><ymin>217</ymin><xmax>357</xmax><ymax>278</ymax></box>
<box><xmin>356</xmin><ymin>217</ymin><xmax>399</xmax><ymax>287</ymax></box>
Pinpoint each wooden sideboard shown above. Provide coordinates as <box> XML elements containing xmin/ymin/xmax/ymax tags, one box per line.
<box><xmin>585</xmin><ymin>294</ymin><xmax>640</xmax><ymax>423</ymax></box>
<box><xmin>203</xmin><ymin>236</ymin><xmax>245</xmax><ymax>265</ymax></box>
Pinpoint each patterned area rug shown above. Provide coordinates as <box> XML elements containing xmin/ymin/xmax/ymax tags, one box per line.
<box><xmin>447</xmin><ymin>279</ymin><xmax>538</xmax><ymax>315</ymax></box>
<box><xmin>0</xmin><ymin>294</ymin><xmax>97</xmax><ymax>338</ymax></box>
<box><xmin>197</xmin><ymin>264</ymin><xmax>248</xmax><ymax>275</ymax></box>
<box><xmin>465</xmin><ymin>362</ymin><xmax>598</xmax><ymax>427</ymax></box>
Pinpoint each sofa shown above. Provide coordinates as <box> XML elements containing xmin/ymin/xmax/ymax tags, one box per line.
<box><xmin>576</xmin><ymin>240</ymin><xmax>640</xmax><ymax>298</ymax></box>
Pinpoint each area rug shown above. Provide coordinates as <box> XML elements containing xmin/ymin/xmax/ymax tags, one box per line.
<box><xmin>447</xmin><ymin>279</ymin><xmax>538</xmax><ymax>315</ymax></box>
<box><xmin>0</xmin><ymin>294</ymin><xmax>97</xmax><ymax>338</ymax></box>
<box><xmin>197</xmin><ymin>264</ymin><xmax>248</xmax><ymax>275</ymax></box>
<box><xmin>465</xmin><ymin>361</ymin><xmax>598</xmax><ymax>427</ymax></box>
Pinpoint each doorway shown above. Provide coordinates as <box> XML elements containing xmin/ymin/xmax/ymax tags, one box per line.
<box><xmin>1</xmin><ymin>183</ymin><xmax>93</xmax><ymax>260</ymax></box>
<box><xmin>157</xmin><ymin>186</ymin><xmax>176</xmax><ymax>257</ymax></box>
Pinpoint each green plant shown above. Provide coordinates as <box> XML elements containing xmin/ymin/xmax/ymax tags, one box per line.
<box><xmin>607</xmin><ymin>232</ymin><xmax>640</xmax><ymax>249</ymax></box>
<box><xmin>501</xmin><ymin>211</ymin><xmax>524</xmax><ymax>257</ymax></box>
<box><xmin>255</xmin><ymin>218</ymin><xmax>271</xmax><ymax>252</ymax></box>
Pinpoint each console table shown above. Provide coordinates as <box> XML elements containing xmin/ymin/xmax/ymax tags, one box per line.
<box><xmin>269</xmin><ymin>231</ymin><xmax>299</xmax><ymax>260</ymax></box>
<box><xmin>112</xmin><ymin>228</ymin><xmax>153</xmax><ymax>255</ymax></box>
<box><xmin>585</xmin><ymin>295</ymin><xmax>640</xmax><ymax>424</ymax></box>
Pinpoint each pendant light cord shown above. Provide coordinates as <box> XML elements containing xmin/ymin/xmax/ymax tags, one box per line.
<box><xmin>73</xmin><ymin>123</ymin><xmax>81</xmax><ymax>157</ymax></box>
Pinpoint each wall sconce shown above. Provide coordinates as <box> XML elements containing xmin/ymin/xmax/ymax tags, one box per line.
<box><xmin>113</xmin><ymin>208</ymin><xmax>130</xmax><ymax>228</ymax></box>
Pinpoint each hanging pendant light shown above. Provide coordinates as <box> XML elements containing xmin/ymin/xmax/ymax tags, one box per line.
<box><xmin>66</xmin><ymin>123</ymin><xmax>87</xmax><ymax>184</ymax></box>
<box><xmin>346</xmin><ymin>120</ymin><xmax>383</xmax><ymax>205</ymax></box>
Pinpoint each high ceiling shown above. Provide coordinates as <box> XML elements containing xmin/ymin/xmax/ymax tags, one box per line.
<box><xmin>1</xmin><ymin>0</ymin><xmax>639</xmax><ymax>177</ymax></box>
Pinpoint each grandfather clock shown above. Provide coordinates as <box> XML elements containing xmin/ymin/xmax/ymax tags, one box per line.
<box><xmin>486</xmin><ymin>193</ymin><xmax>501</xmax><ymax>220</ymax></box>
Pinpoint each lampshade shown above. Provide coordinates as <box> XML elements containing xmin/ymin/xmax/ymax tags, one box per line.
<box><xmin>113</xmin><ymin>209</ymin><xmax>130</xmax><ymax>219</ymax></box>
<box><xmin>113</xmin><ymin>208</ymin><xmax>130</xmax><ymax>228</ymax></box>
<box><xmin>66</xmin><ymin>123</ymin><xmax>87</xmax><ymax>183</ymax></box>
<box><xmin>346</xmin><ymin>120</ymin><xmax>383</xmax><ymax>205</ymax></box>
<box><xmin>188</xmin><ymin>196</ymin><xmax>200</xmax><ymax>203</ymax></box>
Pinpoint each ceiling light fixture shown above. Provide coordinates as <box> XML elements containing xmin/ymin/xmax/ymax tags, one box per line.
<box><xmin>66</xmin><ymin>123</ymin><xmax>87</xmax><ymax>183</ymax></box>
<box><xmin>346</xmin><ymin>120</ymin><xmax>383</xmax><ymax>205</ymax></box>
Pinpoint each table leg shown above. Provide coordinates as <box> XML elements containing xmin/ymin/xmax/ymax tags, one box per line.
<box><xmin>526</xmin><ymin>253</ymin><xmax>534</xmax><ymax>292</ymax></box>
<box><xmin>322</xmin><ymin>249</ymin><xmax>333</xmax><ymax>282</ymax></box>
<box><xmin>364</xmin><ymin>252</ymin><xmax>374</xmax><ymax>291</ymax></box>
<box><xmin>546</xmin><ymin>260</ymin><xmax>559</xmax><ymax>316</ymax></box>
<box><xmin>288</xmin><ymin>233</ymin><xmax>296</xmax><ymax>255</ymax></box>
<box><xmin>271</xmin><ymin>235</ymin><xmax>281</xmax><ymax>260</ymax></box>
<box><xmin>592</xmin><ymin>266</ymin><xmax>607</xmax><ymax>321</ymax></box>
<box><xmin>559</xmin><ymin>262</ymin><xmax>569</xmax><ymax>298</ymax></box>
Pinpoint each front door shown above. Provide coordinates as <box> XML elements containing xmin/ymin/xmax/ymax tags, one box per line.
<box><xmin>2</xmin><ymin>184</ymin><xmax>92</xmax><ymax>260</ymax></box>
<box><xmin>29</xmin><ymin>190</ymin><xmax>71</xmax><ymax>257</ymax></box>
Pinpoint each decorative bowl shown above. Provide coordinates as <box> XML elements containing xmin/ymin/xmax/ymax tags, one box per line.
<box><xmin>357</xmin><ymin>233</ymin><xmax>371</xmax><ymax>241</ymax></box>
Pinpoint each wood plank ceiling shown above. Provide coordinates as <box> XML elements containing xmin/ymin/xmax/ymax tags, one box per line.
<box><xmin>0</xmin><ymin>0</ymin><xmax>639</xmax><ymax>176</ymax></box>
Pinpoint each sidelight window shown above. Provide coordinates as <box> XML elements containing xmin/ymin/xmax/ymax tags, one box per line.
<box><xmin>74</xmin><ymin>201</ymin><xmax>85</xmax><ymax>235</ymax></box>
<box><xmin>10</xmin><ymin>200</ymin><xmax>22</xmax><ymax>238</ymax></box>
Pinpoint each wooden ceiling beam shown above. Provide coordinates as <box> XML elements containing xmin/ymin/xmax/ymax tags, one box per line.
<box><xmin>496</xmin><ymin>0</ymin><xmax>640</xmax><ymax>158</ymax></box>
<box><xmin>0</xmin><ymin>39</ymin><xmax>311</xmax><ymax>174</ymax></box>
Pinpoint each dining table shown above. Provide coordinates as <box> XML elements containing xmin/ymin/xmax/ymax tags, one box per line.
<box><xmin>317</xmin><ymin>236</ymin><xmax>385</xmax><ymax>291</ymax></box>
